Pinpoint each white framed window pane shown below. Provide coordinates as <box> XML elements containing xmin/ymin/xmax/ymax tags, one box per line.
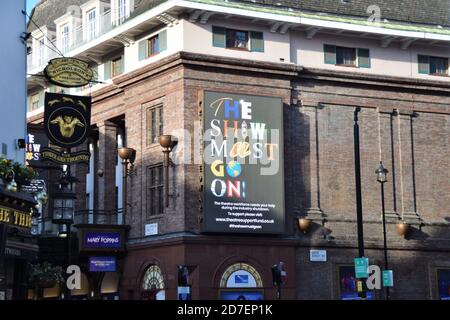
<box><xmin>87</xmin><ymin>9</ymin><xmax>97</xmax><ymax>40</ymax></box>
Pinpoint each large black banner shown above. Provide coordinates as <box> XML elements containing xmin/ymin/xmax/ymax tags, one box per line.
<box><xmin>44</xmin><ymin>92</ymin><xmax>91</xmax><ymax>149</ymax></box>
<box><xmin>202</xmin><ymin>91</ymin><xmax>284</xmax><ymax>234</ymax></box>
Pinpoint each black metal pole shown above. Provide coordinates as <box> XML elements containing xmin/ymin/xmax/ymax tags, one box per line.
<box><xmin>65</xmin><ymin>148</ymin><xmax>71</xmax><ymax>300</ymax></box>
<box><xmin>380</xmin><ymin>182</ymin><xmax>390</xmax><ymax>300</ymax></box>
<box><xmin>353</xmin><ymin>107</ymin><xmax>365</xmax><ymax>258</ymax></box>
<box><xmin>122</xmin><ymin>160</ymin><xmax>128</xmax><ymax>225</ymax></box>
<box><xmin>66</xmin><ymin>222</ymin><xmax>71</xmax><ymax>300</ymax></box>
<box><xmin>354</xmin><ymin>107</ymin><xmax>367</xmax><ymax>299</ymax></box>
<box><xmin>163</xmin><ymin>150</ymin><xmax>170</xmax><ymax>207</ymax></box>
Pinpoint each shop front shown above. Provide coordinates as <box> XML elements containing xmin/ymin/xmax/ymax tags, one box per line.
<box><xmin>0</xmin><ymin>187</ymin><xmax>38</xmax><ymax>300</ymax></box>
<box><xmin>75</xmin><ymin>224</ymin><xmax>128</xmax><ymax>300</ymax></box>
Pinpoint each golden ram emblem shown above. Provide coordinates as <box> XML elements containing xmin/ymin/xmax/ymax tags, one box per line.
<box><xmin>50</xmin><ymin>115</ymin><xmax>85</xmax><ymax>138</ymax></box>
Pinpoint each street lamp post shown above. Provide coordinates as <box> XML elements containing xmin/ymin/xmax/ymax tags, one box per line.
<box><xmin>375</xmin><ymin>161</ymin><xmax>390</xmax><ymax>300</ymax></box>
<box><xmin>353</xmin><ymin>107</ymin><xmax>367</xmax><ymax>299</ymax></box>
<box><xmin>118</xmin><ymin>147</ymin><xmax>136</xmax><ymax>225</ymax></box>
<box><xmin>52</xmin><ymin>174</ymin><xmax>76</xmax><ymax>300</ymax></box>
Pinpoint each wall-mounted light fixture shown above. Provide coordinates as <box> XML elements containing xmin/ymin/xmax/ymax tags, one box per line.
<box><xmin>395</xmin><ymin>222</ymin><xmax>410</xmax><ymax>237</ymax></box>
<box><xmin>297</xmin><ymin>218</ymin><xmax>312</xmax><ymax>234</ymax></box>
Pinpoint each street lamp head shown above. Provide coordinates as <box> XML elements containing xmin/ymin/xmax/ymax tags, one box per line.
<box><xmin>375</xmin><ymin>161</ymin><xmax>388</xmax><ymax>183</ymax></box>
<box><xmin>51</xmin><ymin>176</ymin><xmax>76</xmax><ymax>225</ymax></box>
<box><xmin>159</xmin><ymin>135</ymin><xmax>177</xmax><ymax>151</ymax></box>
<box><xmin>118</xmin><ymin>147</ymin><xmax>136</xmax><ymax>162</ymax></box>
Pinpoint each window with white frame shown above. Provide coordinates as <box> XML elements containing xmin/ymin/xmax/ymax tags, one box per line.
<box><xmin>87</xmin><ymin>8</ymin><xmax>97</xmax><ymax>41</ymax></box>
<box><xmin>117</xmin><ymin>0</ymin><xmax>128</xmax><ymax>25</ymax></box>
<box><xmin>29</xmin><ymin>93</ymin><xmax>40</xmax><ymax>112</ymax></box>
<box><xmin>37</xmin><ymin>36</ymin><xmax>45</xmax><ymax>66</ymax></box>
<box><xmin>61</xmin><ymin>23</ymin><xmax>70</xmax><ymax>53</ymax></box>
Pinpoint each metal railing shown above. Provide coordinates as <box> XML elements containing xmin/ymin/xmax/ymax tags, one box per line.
<box><xmin>27</xmin><ymin>9</ymin><xmax>132</xmax><ymax>71</ymax></box>
<box><xmin>74</xmin><ymin>209</ymin><xmax>125</xmax><ymax>225</ymax></box>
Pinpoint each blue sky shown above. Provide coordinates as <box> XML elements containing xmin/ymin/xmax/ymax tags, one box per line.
<box><xmin>26</xmin><ymin>0</ymin><xmax>39</xmax><ymax>16</ymax></box>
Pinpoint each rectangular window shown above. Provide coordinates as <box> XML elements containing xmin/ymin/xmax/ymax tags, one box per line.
<box><xmin>30</xmin><ymin>94</ymin><xmax>39</xmax><ymax>112</ymax></box>
<box><xmin>146</xmin><ymin>165</ymin><xmax>164</xmax><ymax>216</ymax></box>
<box><xmin>87</xmin><ymin>9</ymin><xmax>97</xmax><ymax>41</ymax></box>
<box><xmin>324</xmin><ymin>44</ymin><xmax>370</xmax><ymax>68</ymax></box>
<box><xmin>37</xmin><ymin>37</ymin><xmax>45</xmax><ymax>66</ymax></box>
<box><xmin>138</xmin><ymin>30</ymin><xmax>167</xmax><ymax>61</ymax></box>
<box><xmin>212</xmin><ymin>26</ymin><xmax>263</xmax><ymax>52</ymax></box>
<box><xmin>111</xmin><ymin>56</ymin><xmax>123</xmax><ymax>77</ymax></box>
<box><xmin>430</xmin><ymin>56</ymin><xmax>448</xmax><ymax>76</ymax></box>
<box><xmin>336</xmin><ymin>46</ymin><xmax>356</xmax><ymax>66</ymax></box>
<box><xmin>418</xmin><ymin>54</ymin><xmax>449</xmax><ymax>76</ymax></box>
<box><xmin>61</xmin><ymin>24</ymin><xmax>69</xmax><ymax>53</ymax></box>
<box><xmin>117</xmin><ymin>0</ymin><xmax>127</xmax><ymax>25</ymax></box>
<box><xmin>146</xmin><ymin>105</ymin><xmax>163</xmax><ymax>145</ymax></box>
<box><xmin>226</xmin><ymin>29</ymin><xmax>249</xmax><ymax>50</ymax></box>
<box><xmin>148</xmin><ymin>35</ymin><xmax>159</xmax><ymax>57</ymax></box>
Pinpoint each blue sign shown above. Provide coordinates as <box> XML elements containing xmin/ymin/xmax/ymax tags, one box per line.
<box><xmin>89</xmin><ymin>256</ymin><xmax>116</xmax><ymax>272</ymax></box>
<box><xmin>178</xmin><ymin>286</ymin><xmax>191</xmax><ymax>300</ymax></box>
<box><xmin>220</xmin><ymin>291</ymin><xmax>263</xmax><ymax>300</ymax></box>
<box><xmin>85</xmin><ymin>231</ymin><xmax>121</xmax><ymax>249</ymax></box>
<box><xmin>234</xmin><ymin>274</ymin><xmax>249</xmax><ymax>284</ymax></box>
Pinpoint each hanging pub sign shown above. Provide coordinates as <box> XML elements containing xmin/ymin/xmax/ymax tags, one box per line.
<box><xmin>40</xmin><ymin>147</ymin><xmax>90</xmax><ymax>165</ymax></box>
<box><xmin>202</xmin><ymin>91</ymin><xmax>285</xmax><ymax>234</ymax></box>
<box><xmin>44</xmin><ymin>92</ymin><xmax>91</xmax><ymax>149</ymax></box>
<box><xmin>44</xmin><ymin>57</ymin><xmax>93</xmax><ymax>88</ymax></box>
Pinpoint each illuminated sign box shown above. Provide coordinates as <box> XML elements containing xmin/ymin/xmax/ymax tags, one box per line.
<box><xmin>84</xmin><ymin>231</ymin><xmax>121</xmax><ymax>249</ymax></box>
<box><xmin>89</xmin><ymin>256</ymin><xmax>116</xmax><ymax>272</ymax></box>
<box><xmin>77</xmin><ymin>228</ymin><xmax>126</xmax><ymax>253</ymax></box>
<box><xmin>202</xmin><ymin>91</ymin><xmax>285</xmax><ymax>234</ymax></box>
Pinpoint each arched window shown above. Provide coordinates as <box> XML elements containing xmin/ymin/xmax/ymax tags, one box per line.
<box><xmin>220</xmin><ymin>263</ymin><xmax>263</xmax><ymax>288</ymax></box>
<box><xmin>142</xmin><ymin>265</ymin><xmax>165</xmax><ymax>291</ymax></box>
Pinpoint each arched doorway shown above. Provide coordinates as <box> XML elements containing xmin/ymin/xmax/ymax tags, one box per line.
<box><xmin>219</xmin><ymin>263</ymin><xmax>264</xmax><ymax>300</ymax></box>
<box><xmin>141</xmin><ymin>265</ymin><xmax>166</xmax><ymax>300</ymax></box>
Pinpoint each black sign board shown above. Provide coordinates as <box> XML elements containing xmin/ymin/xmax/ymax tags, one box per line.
<box><xmin>44</xmin><ymin>92</ymin><xmax>91</xmax><ymax>149</ymax></box>
<box><xmin>26</xmin><ymin>125</ymin><xmax>48</xmax><ymax>167</ymax></box>
<box><xmin>202</xmin><ymin>91</ymin><xmax>285</xmax><ymax>234</ymax></box>
<box><xmin>25</xmin><ymin>124</ymin><xmax>49</xmax><ymax>193</ymax></box>
<box><xmin>20</xmin><ymin>179</ymin><xmax>46</xmax><ymax>194</ymax></box>
<box><xmin>40</xmin><ymin>147</ymin><xmax>90</xmax><ymax>165</ymax></box>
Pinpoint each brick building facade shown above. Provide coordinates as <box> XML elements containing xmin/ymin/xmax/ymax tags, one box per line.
<box><xmin>26</xmin><ymin>0</ymin><xmax>450</xmax><ymax>300</ymax></box>
<box><xmin>28</xmin><ymin>50</ymin><xmax>450</xmax><ymax>299</ymax></box>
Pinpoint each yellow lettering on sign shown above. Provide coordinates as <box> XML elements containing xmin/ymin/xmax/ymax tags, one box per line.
<box><xmin>0</xmin><ymin>206</ymin><xmax>32</xmax><ymax>228</ymax></box>
<box><xmin>0</xmin><ymin>207</ymin><xmax>10</xmax><ymax>223</ymax></box>
<box><xmin>211</xmin><ymin>160</ymin><xmax>224</xmax><ymax>177</ymax></box>
<box><xmin>25</xmin><ymin>214</ymin><xmax>32</xmax><ymax>228</ymax></box>
<box><xmin>230</xmin><ymin>142</ymin><xmax>251</xmax><ymax>158</ymax></box>
<box><xmin>14</xmin><ymin>211</ymin><xmax>19</xmax><ymax>225</ymax></box>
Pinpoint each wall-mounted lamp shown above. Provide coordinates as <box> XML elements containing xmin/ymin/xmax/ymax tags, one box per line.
<box><xmin>395</xmin><ymin>222</ymin><xmax>410</xmax><ymax>237</ymax></box>
<box><xmin>297</xmin><ymin>218</ymin><xmax>312</xmax><ymax>234</ymax></box>
<box><xmin>159</xmin><ymin>135</ymin><xmax>177</xmax><ymax>207</ymax></box>
<box><xmin>16</xmin><ymin>139</ymin><xmax>26</xmax><ymax>149</ymax></box>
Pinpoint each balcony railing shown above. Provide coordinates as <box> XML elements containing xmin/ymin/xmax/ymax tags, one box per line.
<box><xmin>27</xmin><ymin>9</ymin><xmax>131</xmax><ymax>72</ymax></box>
<box><xmin>74</xmin><ymin>209</ymin><xmax>125</xmax><ymax>226</ymax></box>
